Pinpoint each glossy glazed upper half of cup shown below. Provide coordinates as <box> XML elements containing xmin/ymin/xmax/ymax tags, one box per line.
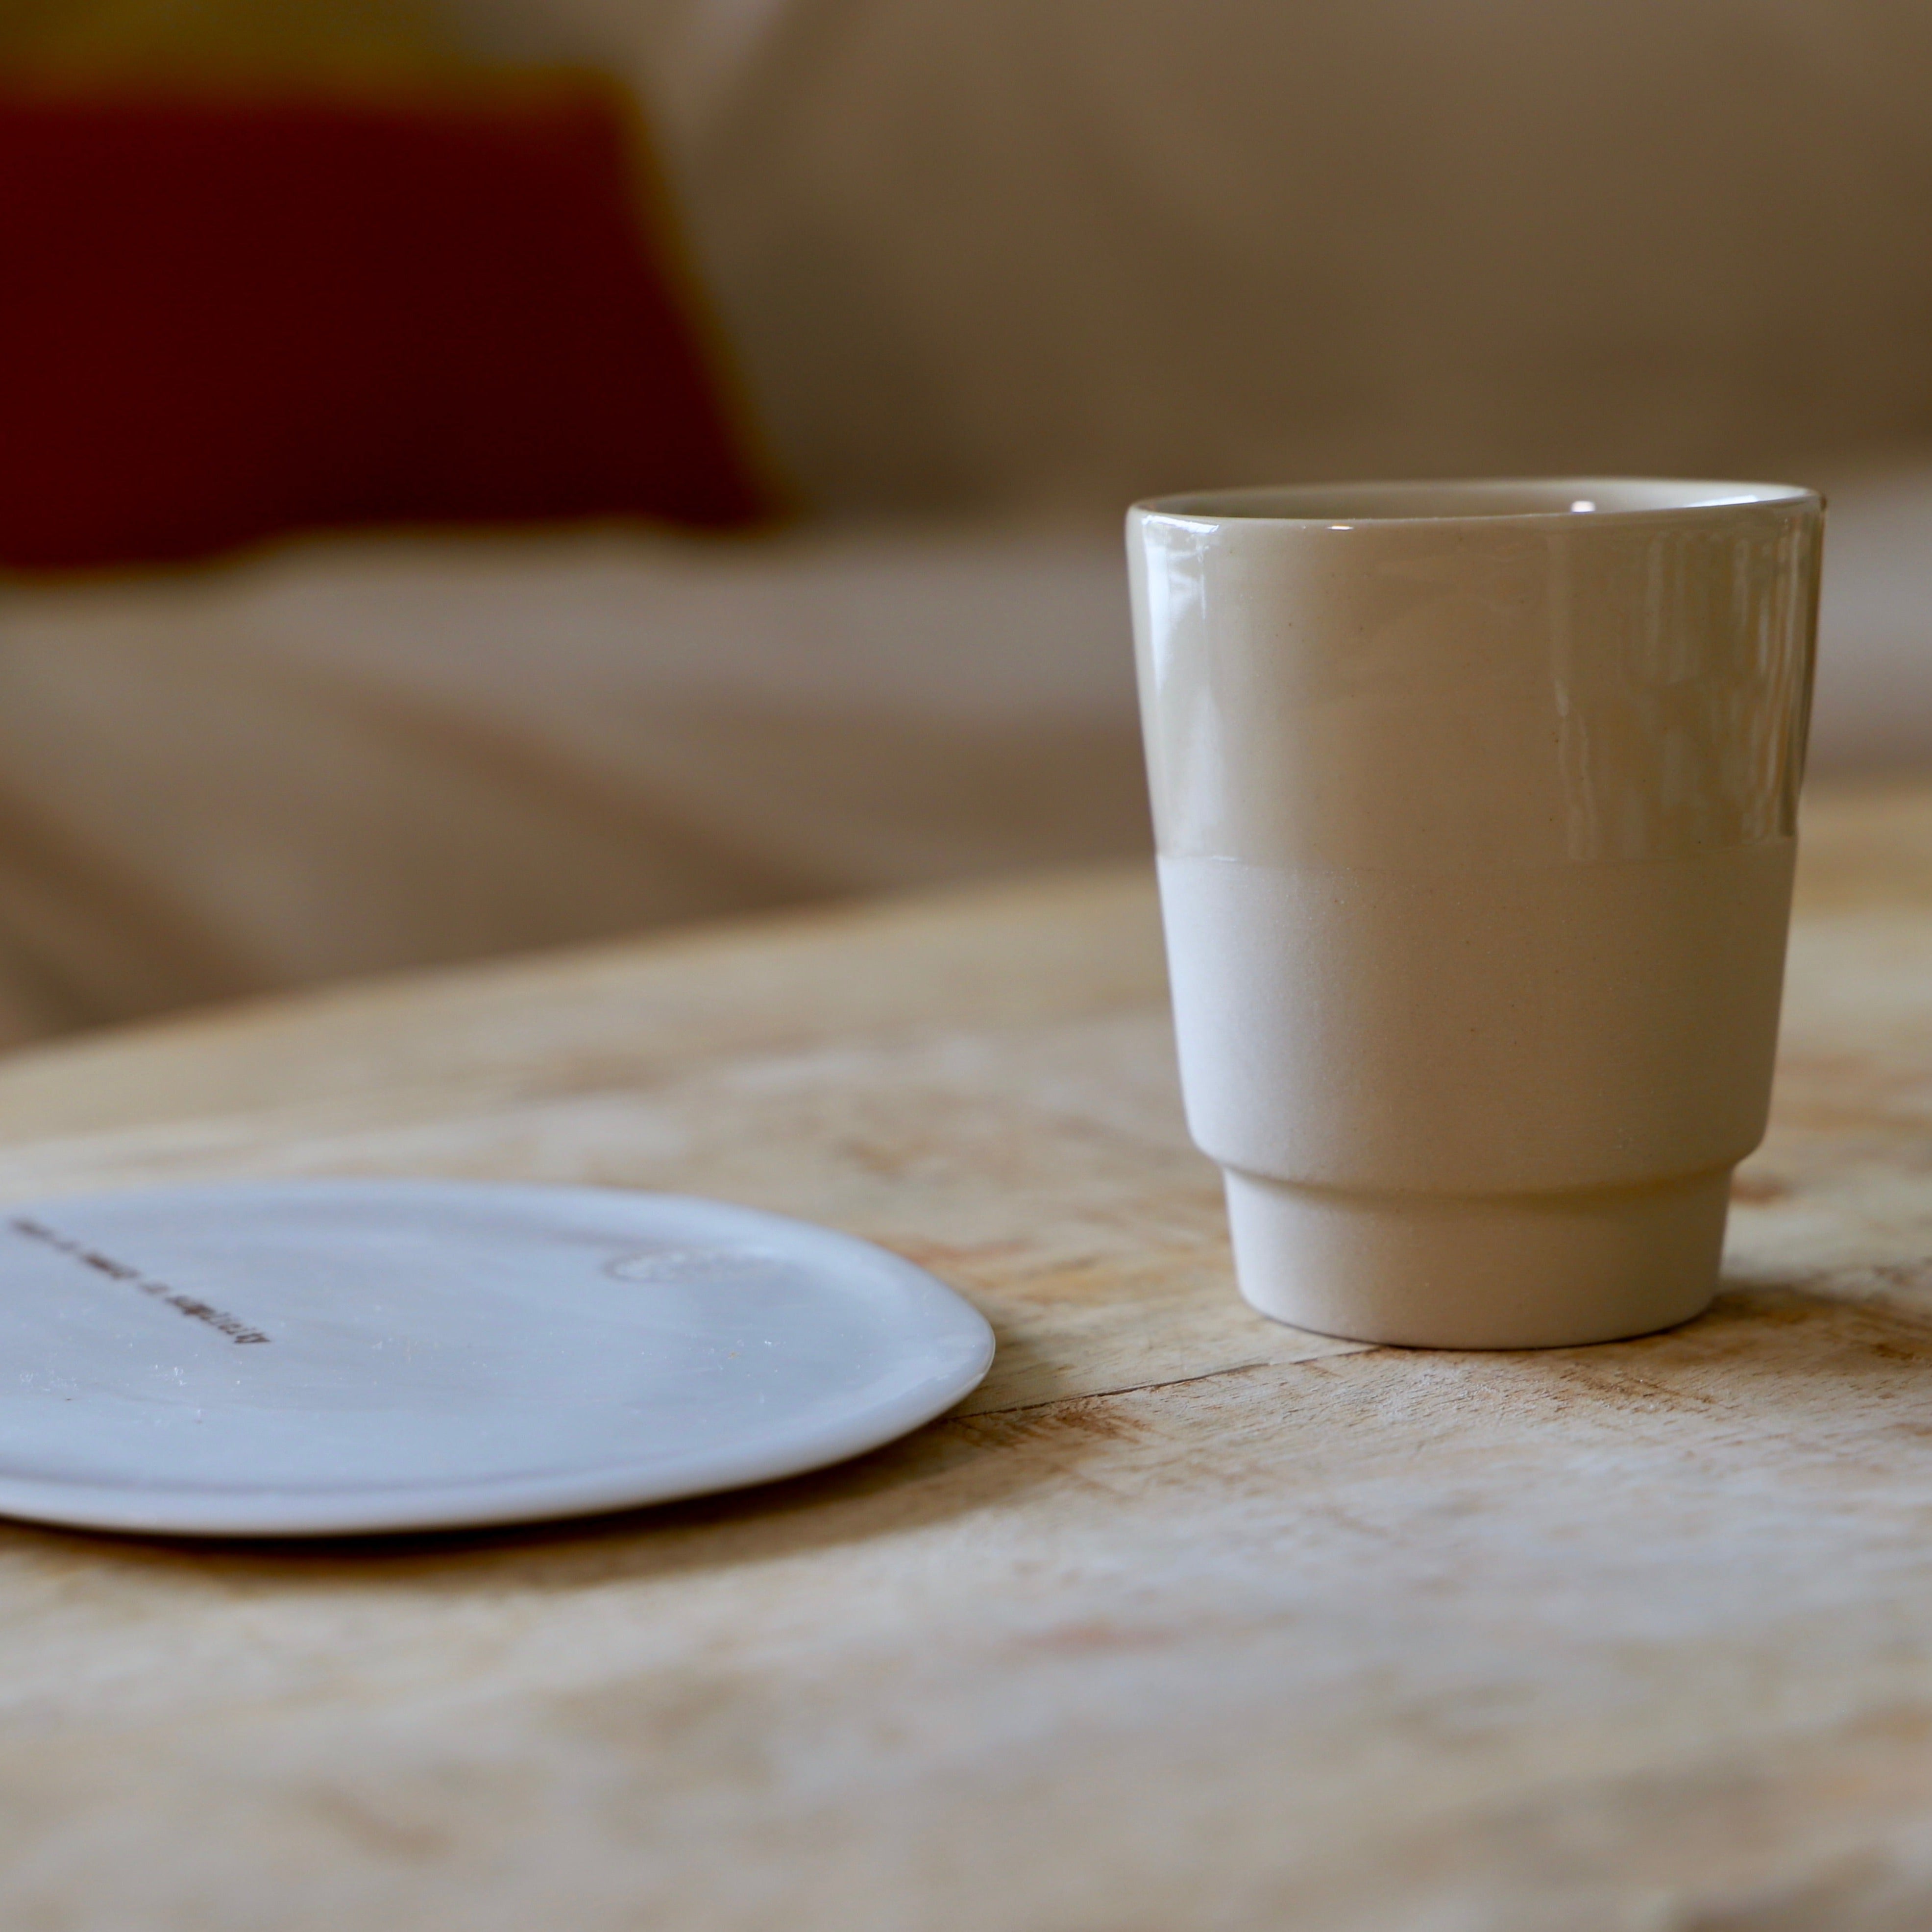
<box><xmin>1126</xmin><ymin>478</ymin><xmax>1823</xmax><ymax>868</ymax></box>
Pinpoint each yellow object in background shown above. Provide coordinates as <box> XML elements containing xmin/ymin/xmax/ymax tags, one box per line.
<box><xmin>0</xmin><ymin>0</ymin><xmax>481</xmax><ymax>91</ymax></box>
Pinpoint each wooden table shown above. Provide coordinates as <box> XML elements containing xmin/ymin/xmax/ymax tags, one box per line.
<box><xmin>1</xmin><ymin>781</ymin><xmax>1931</xmax><ymax>1930</ymax></box>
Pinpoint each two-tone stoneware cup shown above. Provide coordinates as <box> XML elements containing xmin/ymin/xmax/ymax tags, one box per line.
<box><xmin>1127</xmin><ymin>479</ymin><xmax>1823</xmax><ymax>1348</ymax></box>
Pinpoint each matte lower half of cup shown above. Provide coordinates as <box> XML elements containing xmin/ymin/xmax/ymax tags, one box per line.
<box><xmin>1222</xmin><ymin>1167</ymin><xmax>1730</xmax><ymax>1349</ymax></box>
<box><xmin>1154</xmin><ymin>845</ymin><xmax>1794</xmax><ymax>1350</ymax></box>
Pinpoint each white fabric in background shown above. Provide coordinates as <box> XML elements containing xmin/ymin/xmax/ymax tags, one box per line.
<box><xmin>0</xmin><ymin>527</ymin><xmax>1143</xmax><ymax>1044</ymax></box>
<box><xmin>459</xmin><ymin>0</ymin><xmax>1932</xmax><ymax>516</ymax></box>
<box><xmin>1808</xmin><ymin>461</ymin><xmax>1932</xmax><ymax>776</ymax></box>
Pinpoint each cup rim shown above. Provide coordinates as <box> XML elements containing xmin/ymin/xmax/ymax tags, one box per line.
<box><xmin>1131</xmin><ymin>476</ymin><xmax>1821</xmax><ymax>528</ymax></box>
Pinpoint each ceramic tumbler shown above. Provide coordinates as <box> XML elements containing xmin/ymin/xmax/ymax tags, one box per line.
<box><xmin>1127</xmin><ymin>479</ymin><xmax>1823</xmax><ymax>1348</ymax></box>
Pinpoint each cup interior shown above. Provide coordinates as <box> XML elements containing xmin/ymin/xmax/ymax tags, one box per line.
<box><xmin>1137</xmin><ymin>478</ymin><xmax>1816</xmax><ymax>524</ymax></box>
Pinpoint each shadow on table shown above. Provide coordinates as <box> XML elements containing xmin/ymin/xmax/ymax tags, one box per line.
<box><xmin>0</xmin><ymin>1378</ymin><xmax>1079</xmax><ymax>1589</ymax></box>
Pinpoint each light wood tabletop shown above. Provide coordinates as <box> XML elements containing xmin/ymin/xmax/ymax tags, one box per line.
<box><xmin>1</xmin><ymin>780</ymin><xmax>1931</xmax><ymax>1930</ymax></box>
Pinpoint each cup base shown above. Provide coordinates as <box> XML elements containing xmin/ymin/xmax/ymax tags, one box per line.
<box><xmin>1222</xmin><ymin>1167</ymin><xmax>1730</xmax><ymax>1349</ymax></box>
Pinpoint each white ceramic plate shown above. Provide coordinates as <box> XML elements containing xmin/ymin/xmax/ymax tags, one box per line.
<box><xmin>0</xmin><ymin>1179</ymin><xmax>994</xmax><ymax>1537</ymax></box>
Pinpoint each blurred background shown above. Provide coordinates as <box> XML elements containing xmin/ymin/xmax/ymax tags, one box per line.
<box><xmin>0</xmin><ymin>0</ymin><xmax>1928</xmax><ymax>1046</ymax></box>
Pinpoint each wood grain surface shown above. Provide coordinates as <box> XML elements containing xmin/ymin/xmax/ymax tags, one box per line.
<box><xmin>0</xmin><ymin>782</ymin><xmax>1928</xmax><ymax>1930</ymax></box>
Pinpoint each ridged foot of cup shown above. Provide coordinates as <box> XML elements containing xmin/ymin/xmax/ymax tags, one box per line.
<box><xmin>1222</xmin><ymin>1168</ymin><xmax>1730</xmax><ymax>1349</ymax></box>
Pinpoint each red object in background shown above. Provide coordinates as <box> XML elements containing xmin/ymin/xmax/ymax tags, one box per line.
<box><xmin>0</xmin><ymin>87</ymin><xmax>767</xmax><ymax>570</ymax></box>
